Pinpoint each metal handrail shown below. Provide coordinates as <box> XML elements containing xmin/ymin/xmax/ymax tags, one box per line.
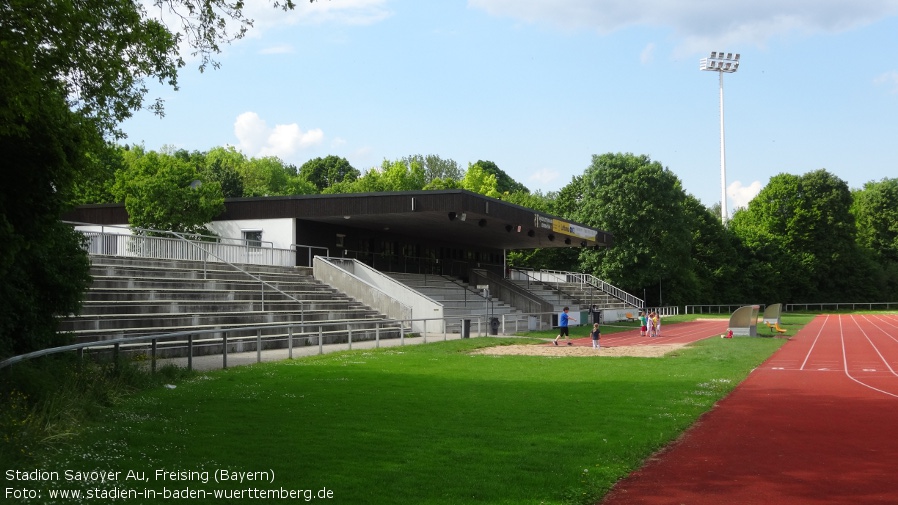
<box><xmin>165</xmin><ymin>229</ymin><xmax>306</xmax><ymax>317</ymax></box>
<box><xmin>0</xmin><ymin>319</ymin><xmax>403</xmax><ymax>370</ymax></box>
<box><xmin>69</xmin><ymin>223</ymin><xmax>306</xmax><ymax>317</ymax></box>
<box><xmin>530</xmin><ymin>269</ymin><xmax>644</xmax><ymax>309</ymax></box>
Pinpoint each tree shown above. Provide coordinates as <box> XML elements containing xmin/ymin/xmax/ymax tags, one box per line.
<box><xmin>461</xmin><ymin>163</ymin><xmax>500</xmax><ymax>198</ymax></box>
<box><xmin>729</xmin><ymin>169</ymin><xmax>871</xmax><ymax>302</ymax></box>
<box><xmin>472</xmin><ymin>160</ymin><xmax>529</xmax><ymax>194</ymax></box>
<box><xmin>0</xmin><ymin>77</ymin><xmax>94</xmax><ymax>355</ymax></box>
<box><xmin>239</xmin><ymin>156</ymin><xmax>294</xmax><ymax>197</ymax></box>
<box><xmin>682</xmin><ymin>196</ymin><xmax>742</xmax><ymax>304</ymax></box>
<box><xmin>1</xmin><ymin>0</ymin><xmax>297</xmax><ymax>355</ymax></box>
<box><xmin>68</xmin><ymin>142</ymin><xmax>124</xmax><ymax>205</ymax></box>
<box><xmin>402</xmin><ymin>154</ymin><xmax>462</xmax><ymax>184</ymax></box>
<box><xmin>574</xmin><ymin>153</ymin><xmax>695</xmax><ymax>307</ymax></box>
<box><xmin>113</xmin><ymin>147</ymin><xmax>225</xmax><ymax>236</ymax></box>
<box><xmin>298</xmin><ymin>155</ymin><xmax>359</xmax><ymax>192</ymax></box>
<box><xmin>852</xmin><ymin>178</ymin><xmax>898</xmax><ymax>264</ymax></box>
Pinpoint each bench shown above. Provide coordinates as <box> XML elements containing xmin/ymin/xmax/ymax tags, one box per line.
<box><xmin>765</xmin><ymin>321</ymin><xmax>788</xmax><ymax>334</ymax></box>
<box><xmin>728</xmin><ymin>305</ymin><xmax>760</xmax><ymax>336</ymax></box>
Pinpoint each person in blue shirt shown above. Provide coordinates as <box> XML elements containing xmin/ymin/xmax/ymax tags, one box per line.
<box><xmin>553</xmin><ymin>306</ymin><xmax>577</xmax><ymax>346</ymax></box>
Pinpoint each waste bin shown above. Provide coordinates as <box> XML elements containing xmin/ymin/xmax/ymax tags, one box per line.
<box><xmin>461</xmin><ymin>319</ymin><xmax>471</xmax><ymax>338</ymax></box>
<box><xmin>489</xmin><ymin>317</ymin><xmax>500</xmax><ymax>335</ymax></box>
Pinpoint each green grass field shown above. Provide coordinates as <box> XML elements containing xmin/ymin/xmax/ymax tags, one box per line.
<box><xmin>23</xmin><ymin>322</ymin><xmax>789</xmax><ymax>505</ymax></box>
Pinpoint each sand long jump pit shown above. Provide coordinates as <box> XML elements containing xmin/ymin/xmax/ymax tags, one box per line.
<box><xmin>470</xmin><ymin>343</ymin><xmax>688</xmax><ymax>358</ymax></box>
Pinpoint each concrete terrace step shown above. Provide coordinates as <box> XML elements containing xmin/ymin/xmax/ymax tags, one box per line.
<box><xmin>86</xmin><ymin>286</ymin><xmax>349</xmax><ymax>301</ymax></box>
<box><xmin>74</xmin><ymin>299</ymin><xmax>368</xmax><ymax>316</ymax></box>
<box><xmin>60</xmin><ymin>308</ymin><xmax>383</xmax><ymax>333</ymax></box>
<box><xmin>69</xmin><ymin>255</ymin><xmax>396</xmax><ymax>356</ymax></box>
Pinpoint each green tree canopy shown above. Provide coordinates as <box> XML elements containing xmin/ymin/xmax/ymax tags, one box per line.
<box><xmin>461</xmin><ymin>163</ymin><xmax>500</xmax><ymax>198</ymax></box>
<box><xmin>852</xmin><ymin>178</ymin><xmax>898</xmax><ymax>264</ymax></box>
<box><xmin>729</xmin><ymin>169</ymin><xmax>870</xmax><ymax>302</ymax></box>
<box><xmin>239</xmin><ymin>156</ymin><xmax>294</xmax><ymax>197</ymax></box>
<box><xmin>0</xmin><ymin>75</ymin><xmax>94</xmax><ymax>355</ymax></box>
<box><xmin>113</xmin><ymin>147</ymin><xmax>225</xmax><ymax>235</ymax></box>
<box><xmin>201</xmin><ymin>146</ymin><xmax>246</xmax><ymax>198</ymax></box>
<box><xmin>574</xmin><ymin>153</ymin><xmax>695</xmax><ymax>306</ymax></box>
<box><xmin>298</xmin><ymin>155</ymin><xmax>359</xmax><ymax>192</ymax></box>
<box><xmin>472</xmin><ymin>160</ymin><xmax>529</xmax><ymax>194</ymax></box>
<box><xmin>402</xmin><ymin>154</ymin><xmax>463</xmax><ymax>184</ymax></box>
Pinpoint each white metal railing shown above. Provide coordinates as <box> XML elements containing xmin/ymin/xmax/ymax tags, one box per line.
<box><xmin>645</xmin><ymin>306</ymin><xmax>680</xmax><ymax>317</ymax></box>
<box><xmin>685</xmin><ymin>304</ymin><xmax>765</xmax><ymax>314</ymax></box>
<box><xmin>70</xmin><ymin>223</ymin><xmax>305</xmax><ymax>315</ymax></box>
<box><xmin>74</xmin><ymin>224</ymin><xmax>296</xmax><ymax>267</ymax></box>
<box><xmin>531</xmin><ymin>269</ymin><xmax>644</xmax><ymax>309</ymax></box>
<box><xmin>784</xmin><ymin>302</ymin><xmax>898</xmax><ymax>312</ymax></box>
<box><xmin>0</xmin><ymin>312</ymin><xmax>563</xmax><ymax>372</ymax></box>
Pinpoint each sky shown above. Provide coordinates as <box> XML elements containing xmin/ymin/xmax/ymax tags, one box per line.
<box><xmin>122</xmin><ymin>0</ymin><xmax>898</xmax><ymax>214</ymax></box>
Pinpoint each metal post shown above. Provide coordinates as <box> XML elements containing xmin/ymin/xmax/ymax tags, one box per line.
<box><xmin>700</xmin><ymin>51</ymin><xmax>739</xmax><ymax>223</ymax></box>
<box><xmin>719</xmin><ymin>70</ymin><xmax>728</xmax><ymax>222</ymax></box>
<box><xmin>319</xmin><ymin>326</ymin><xmax>323</xmax><ymax>355</ymax></box>
<box><xmin>222</xmin><ymin>333</ymin><xmax>228</xmax><ymax>369</ymax></box>
<box><xmin>256</xmin><ymin>329</ymin><xmax>262</xmax><ymax>363</ymax></box>
<box><xmin>348</xmin><ymin>328</ymin><xmax>353</xmax><ymax>350</ymax></box>
<box><xmin>400</xmin><ymin>326</ymin><xmax>405</xmax><ymax>345</ymax></box>
<box><xmin>151</xmin><ymin>338</ymin><xmax>157</xmax><ymax>373</ymax></box>
<box><xmin>187</xmin><ymin>334</ymin><xmax>193</xmax><ymax>371</ymax></box>
<box><xmin>288</xmin><ymin>327</ymin><xmax>293</xmax><ymax>359</ymax></box>
<box><xmin>376</xmin><ymin>324</ymin><xmax>380</xmax><ymax>348</ymax></box>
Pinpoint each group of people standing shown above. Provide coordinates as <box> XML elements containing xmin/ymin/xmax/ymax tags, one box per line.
<box><xmin>639</xmin><ymin>311</ymin><xmax>661</xmax><ymax>338</ymax></box>
<box><xmin>553</xmin><ymin>307</ymin><xmax>662</xmax><ymax>349</ymax></box>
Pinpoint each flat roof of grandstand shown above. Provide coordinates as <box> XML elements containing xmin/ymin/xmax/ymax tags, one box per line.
<box><xmin>66</xmin><ymin>190</ymin><xmax>612</xmax><ymax>250</ymax></box>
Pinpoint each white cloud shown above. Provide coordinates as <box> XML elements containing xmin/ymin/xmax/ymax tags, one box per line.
<box><xmin>233</xmin><ymin>112</ymin><xmax>324</xmax><ymax>159</ymax></box>
<box><xmin>728</xmin><ymin>179</ymin><xmax>763</xmax><ymax>211</ymax></box>
<box><xmin>468</xmin><ymin>0</ymin><xmax>898</xmax><ymax>52</ymax></box>
<box><xmin>874</xmin><ymin>70</ymin><xmax>898</xmax><ymax>93</ymax></box>
<box><xmin>528</xmin><ymin>168</ymin><xmax>561</xmax><ymax>187</ymax></box>
<box><xmin>246</xmin><ymin>0</ymin><xmax>392</xmax><ymax>32</ymax></box>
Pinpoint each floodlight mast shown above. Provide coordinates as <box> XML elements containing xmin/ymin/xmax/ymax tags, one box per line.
<box><xmin>699</xmin><ymin>51</ymin><xmax>740</xmax><ymax>222</ymax></box>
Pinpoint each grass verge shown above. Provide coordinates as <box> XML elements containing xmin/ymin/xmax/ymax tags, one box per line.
<box><xmin>14</xmin><ymin>328</ymin><xmax>787</xmax><ymax>505</ymax></box>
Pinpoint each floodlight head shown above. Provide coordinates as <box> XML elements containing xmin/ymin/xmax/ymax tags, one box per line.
<box><xmin>699</xmin><ymin>50</ymin><xmax>740</xmax><ymax>73</ymax></box>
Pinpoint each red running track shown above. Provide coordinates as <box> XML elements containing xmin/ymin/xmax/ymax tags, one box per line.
<box><xmin>600</xmin><ymin>314</ymin><xmax>898</xmax><ymax>505</ymax></box>
<box><xmin>549</xmin><ymin>319</ymin><xmax>729</xmax><ymax>348</ymax></box>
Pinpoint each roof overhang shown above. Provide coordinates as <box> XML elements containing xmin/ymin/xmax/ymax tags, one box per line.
<box><xmin>65</xmin><ymin>190</ymin><xmax>613</xmax><ymax>251</ymax></box>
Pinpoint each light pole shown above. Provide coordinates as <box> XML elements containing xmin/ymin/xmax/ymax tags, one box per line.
<box><xmin>700</xmin><ymin>51</ymin><xmax>740</xmax><ymax>222</ymax></box>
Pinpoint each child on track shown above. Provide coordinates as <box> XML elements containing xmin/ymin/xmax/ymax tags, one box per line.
<box><xmin>590</xmin><ymin>322</ymin><xmax>601</xmax><ymax>349</ymax></box>
<box><xmin>554</xmin><ymin>307</ymin><xmax>577</xmax><ymax>346</ymax></box>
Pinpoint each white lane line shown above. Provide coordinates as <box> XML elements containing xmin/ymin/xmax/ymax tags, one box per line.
<box><xmin>849</xmin><ymin>315</ymin><xmax>898</xmax><ymax>377</ymax></box>
<box><xmin>800</xmin><ymin>314</ymin><xmax>829</xmax><ymax>371</ymax></box>
<box><xmin>840</xmin><ymin>314</ymin><xmax>898</xmax><ymax>399</ymax></box>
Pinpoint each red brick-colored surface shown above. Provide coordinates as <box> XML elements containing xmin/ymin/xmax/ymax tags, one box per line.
<box><xmin>600</xmin><ymin>314</ymin><xmax>898</xmax><ymax>505</ymax></box>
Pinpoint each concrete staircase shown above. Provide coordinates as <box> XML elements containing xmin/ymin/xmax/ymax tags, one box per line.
<box><xmin>385</xmin><ymin>272</ymin><xmax>529</xmax><ymax>333</ymax></box>
<box><xmin>552</xmin><ymin>282</ymin><xmax>634</xmax><ymax>311</ymax></box>
<box><xmin>59</xmin><ymin>256</ymin><xmax>397</xmax><ymax>357</ymax></box>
